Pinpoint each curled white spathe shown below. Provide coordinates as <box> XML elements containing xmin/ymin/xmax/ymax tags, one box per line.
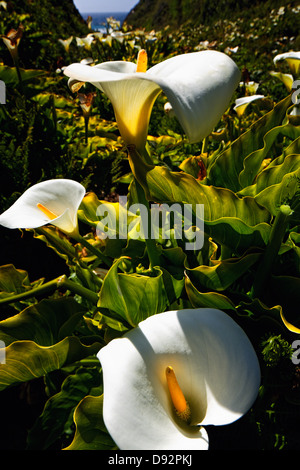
<box><xmin>64</xmin><ymin>50</ymin><xmax>241</xmax><ymax>149</ymax></box>
<box><xmin>234</xmin><ymin>94</ymin><xmax>265</xmax><ymax>117</ymax></box>
<box><xmin>273</xmin><ymin>51</ymin><xmax>300</xmax><ymax>75</ymax></box>
<box><xmin>99</xmin><ymin>308</ymin><xmax>261</xmax><ymax>450</ymax></box>
<box><xmin>0</xmin><ymin>179</ymin><xmax>85</xmax><ymax>235</ymax></box>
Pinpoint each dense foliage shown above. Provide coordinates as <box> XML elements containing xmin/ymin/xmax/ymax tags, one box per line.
<box><xmin>0</xmin><ymin>0</ymin><xmax>300</xmax><ymax>450</ymax></box>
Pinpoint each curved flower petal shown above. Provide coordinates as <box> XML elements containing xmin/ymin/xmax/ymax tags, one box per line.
<box><xmin>0</xmin><ymin>179</ymin><xmax>85</xmax><ymax>235</ymax></box>
<box><xmin>99</xmin><ymin>308</ymin><xmax>260</xmax><ymax>450</ymax></box>
<box><xmin>234</xmin><ymin>94</ymin><xmax>265</xmax><ymax>117</ymax></box>
<box><xmin>64</xmin><ymin>51</ymin><xmax>240</xmax><ymax>149</ymax></box>
<box><xmin>144</xmin><ymin>50</ymin><xmax>241</xmax><ymax>143</ymax></box>
<box><xmin>270</xmin><ymin>71</ymin><xmax>294</xmax><ymax>91</ymax></box>
<box><xmin>273</xmin><ymin>51</ymin><xmax>300</xmax><ymax>75</ymax></box>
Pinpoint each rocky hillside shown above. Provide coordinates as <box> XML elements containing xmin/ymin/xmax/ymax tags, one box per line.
<box><xmin>125</xmin><ymin>0</ymin><xmax>299</xmax><ymax>31</ymax></box>
<box><xmin>0</xmin><ymin>0</ymin><xmax>90</xmax><ymax>69</ymax></box>
<box><xmin>2</xmin><ymin>0</ymin><xmax>89</xmax><ymax>37</ymax></box>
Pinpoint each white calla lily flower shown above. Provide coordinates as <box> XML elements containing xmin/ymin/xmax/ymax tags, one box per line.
<box><xmin>64</xmin><ymin>50</ymin><xmax>241</xmax><ymax>151</ymax></box>
<box><xmin>234</xmin><ymin>94</ymin><xmax>265</xmax><ymax>117</ymax></box>
<box><xmin>0</xmin><ymin>179</ymin><xmax>85</xmax><ymax>236</ymax></box>
<box><xmin>270</xmin><ymin>71</ymin><xmax>294</xmax><ymax>91</ymax></box>
<box><xmin>273</xmin><ymin>51</ymin><xmax>300</xmax><ymax>75</ymax></box>
<box><xmin>99</xmin><ymin>308</ymin><xmax>260</xmax><ymax>450</ymax></box>
<box><xmin>58</xmin><ymin>36</ymin><xmax>73</xmax><ymax>52</ymax></box>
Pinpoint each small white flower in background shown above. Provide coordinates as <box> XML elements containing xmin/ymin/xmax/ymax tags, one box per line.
<box><xmin>78</xmin><ymin>92</ymin><xmax>97</xmax><ymax>117</ymax></box>
<box><xmin>225</xmin><ymin>46</ymin><xmax>239</xmax><ymax>54</ymax></box>
<box><xmin>164</xmin><ymin>101</ymin><xmax>175</xmax><ymax>117</ymax></box>
<box><xmin>76</xmin><ymin>35</ymin><xmax>95</xmax><ymax>50</ymax></box>
<box><xmin>239</xmin><ymin>80</ymin><xmax>259</xmax><ymax>95</ymax></box>
<box><xmin>98</xmin><ymin>308</ymin><xmax>260</xmax><ymax>450</ymax></box>
<box><xmin>0</xmin><ymin>179</ymin><xmax>86</xmax><ymax>236</ymax></box>
<box><xmin>270</xmin><ymin>71</ymin><xmax>294</xmax><ymax>91</ymax></box>
<box><xmin>273</xmin><ymin>51</ymin><xmax>300</xmax><ymax>76</ymax></box>
<box><xmin>1</xmin><ymin>24</ymin><xmax>24</xmax><ymax>59</ymax></box>
<box><xmin>111</xmin><ymin>31</ymin><xmax>125</xmax><ymax>43</ymax></box>
<box><xmin>234</xmin><ymin>94</ymin><xmax>265</xmax><ymax>117</ymax></box>
<box><xmin>58</xmin><ymin>36</ymin><xmax>73</xmax><ymax>52</ymax></box>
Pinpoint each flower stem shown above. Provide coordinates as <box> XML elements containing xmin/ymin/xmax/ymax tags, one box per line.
<box><xmin>73</xmin><ymin>234</ymin><xmax>112</xmax><ymax>268</ymax></box>
<box><xmin>84</xmin><ymin>116</ymin><xmax>89</xmax><ymax>144</ymax></box>
<box><xmin>251</xmin><ymin>205</ymin><xmax>293</xmax><ymax>299</ymax></box>
<box><xmin>134</xmin><ymin>178</ymin><xmax>161</xmax><ymax>271</ymax></box>
<box><xmin>201</xmin><ymin>136</ymin><xmax>208</xmax><ymax>154</ymax></box>
<box><xmin>127</xmin><ymin>144</ymin><xmax>161</xmax><ymax>270</ymax></box>
<box><xmin>0</xmin><ymin>275</ymin><xmax>99</xmax><ymax>306</ymax></box>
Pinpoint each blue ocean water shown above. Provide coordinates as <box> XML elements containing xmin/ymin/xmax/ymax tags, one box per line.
<box><xmin>81</xmin><ymin>12</ymin><xmax>129</xmax><ymax>32</ymax></box>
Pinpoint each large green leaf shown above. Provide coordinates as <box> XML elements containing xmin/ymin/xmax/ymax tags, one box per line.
<box><xmin>27</xmin><ymin>366</ymin><xmax>102</xmax><ymax>450</ymax></box>
<box><xmin>64</xmin><ymin>395</ymin><xmax>116</xmax><ymax>450</ymax></box>
<box><xmin>128</xmin><ymin>147</ymin><xmax>271</xmax><ymax>252</ymax></box>
<box><xmin>98</xmin><ymin>257</ymin><xmax>183</xmax><ymax>328</ymax></box>
<box><xmin>0</xmin><ymin>337</ymin><xmax>101</xmax><ymax>391</ymax></box>
<box><xmin>130</xmin><ymin>152</ymin><xmax>269</xmax><ymax>224</ymax></box>
<box><xmin>239</xmin><ymin>152</ymin><xmax>300</xmax><ymax>198</ymax></box>
<box><xmin>78</xmin><ymin>191</ymin><xmax>141</xmax><ymax>241</ymax></box>
<box><xmin>0</xmin><ymin>65</ymin><xmax>45</xmax><ymax>86</ymax></box>
<box><xmin>186</xmin><ymin>250</ymin><xmax>262</xmax><ymax>291</ymax></box>
<box><xmin>0</xmin><ymin>297</ymin><xmax>86</xmax><ymax>346</ymax></box>
<box><xmin>207</xmin><ymin>94</ymin><xmax>295</xmax><ymax>191</ymax></box>
<box><xmin>239</xmin><ymin>122</ymin><xmax>300</xmax><ymax>189</ymax></box>
<box><xmin>185</xmin><ymin>273</ymin><xmax>236</xmax><ymax>310</ymax></box>
<box><xmin>0</xmin><ymin>264</ymin><xmax>44</xmax><ymax>306</ymax></box>
<box><xmin>254</xmin><ymin>166</ymin><xmax>300</xmax><ymax>217</ymax></box>
<box><xmin>204</xmin><ymin>218</ymin><xmax>271</xmax><ymax>253</ymax></box>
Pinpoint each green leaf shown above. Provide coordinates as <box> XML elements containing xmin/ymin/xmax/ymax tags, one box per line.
<box><xmin>27</xmin><ymin>366</ymin><xmax>102</xmax><ymax>450</ymax></box>
<box><xmin>64</xmin><ymin>395</ymin><xmax>116</xmax><ymax>450</ymax></box>
<box><xmin>0</xmin><ymin>65</ymin><xmax>45</xmax><ymax>86</ymax></box>
<box><xmin>239</xmin><ymin>151</ymin><xmax>300</xmax><ymax>198</ymax></box>
<box><xmin>0</xmin><ymin>297</ymin><xmax>86</xmax><ymax>346</ymax></box>
<box><xmin>129</xmin><ymin>147</ymin><xmax>270</xmax><ymax>221</ymax></box>
<box><xmin>204</xmin><ymin>218</ymin><xmax>271</xmax><ymax>253</ymax></box>
<box><xmin>78</xmin><ymin>191</ymin><xmax>139</xmax><ymax>239</ymax></box>
<box><xmin>98</xmin><ymin>257</ymin><xmax>183</xmax><ymax>328</ymax></box>
<box><xmin>0</xmin><ymin>264</ymin><xmax>44</xmax><ymax>305</ymax></box>
<box><xmin>185</xmin><ymin>273</ymin><xmax>236</xmax><ymax>310</ymax></box>
<box><xmin>0</xmin><ymin>337</ymin><xmax>101</xmax><ymax>391</ymax></box>
<box><xmin>254</xmin><ymin>165</ymin><xmax>300</xmax><ymax>217</ymax></box>
<box><xmin>185</xmin><ymin>250</ymin><xmax>262</xmax><ymax>291</ymax></box>
<box><xmin>208</xmin><ymin>94</ymin><xmax>294</xmax><ymax>191</ymax></box>
<box><xmin>239</xmin><ymin>122</ymin><xmax>300</xmax><ymax>189</ymax></box>
<box><xmin>128</xmin><ymin>147</ymin><xmax>271</xmax><ymax>253</ymax></box>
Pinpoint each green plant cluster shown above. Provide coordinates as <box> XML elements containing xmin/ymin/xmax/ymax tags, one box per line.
<box><xmin>0</xmin><ymin>0</ymin><xmax>300</xmax><ymax>451</ymax></box>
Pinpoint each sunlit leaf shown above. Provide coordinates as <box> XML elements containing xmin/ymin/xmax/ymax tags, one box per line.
<box><xmin>64</xmin><ymin>395</ymin><xmax>116</xmax><ymax>450</ymax></box>
<box><xmin>98</xmin><ymin>257</ymin><xmax>183</xmax><ymax>328</ymax></box>
<box><xmin>27</xmin><ymin>366</ymin><xmax>102</xmax><ymax>450</ymax></box>
<box><xmin>208</xmin><ymin>95</ymin><xmax>294</xmax><ymax>191</ymax></box>
<box><xmin>0</xmin><ymin>297</ymin><xmax>86</xmax><ymax>346</ymax></box>
<box><xmin>0</xmin><ymin>336</ymin><xmax>101</xmax><ymax>391</ymax></box>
